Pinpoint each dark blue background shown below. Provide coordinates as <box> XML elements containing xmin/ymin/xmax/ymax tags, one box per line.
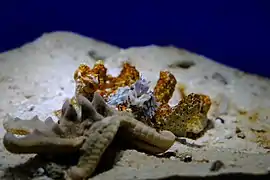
<box><xmin>1</xmin><ymin>1</ymin><xmax>270</xmax><ymax>77</ymax></box>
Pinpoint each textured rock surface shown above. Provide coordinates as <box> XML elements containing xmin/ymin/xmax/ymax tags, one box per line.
<box><xmin>0</xmin><ymin>31</ymin><xmax>270</xmax><ymax>179</ymax></box>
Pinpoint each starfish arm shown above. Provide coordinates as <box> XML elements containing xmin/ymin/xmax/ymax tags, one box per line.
<box><xmin>76</xmin><ymin>94</ymin><xmax>104</xmax><ymax>121</ymax></box>
<box><xmin>65</xmin><ymin>116</ymin><xmax>120</xmax><ymax>179</ymax></box>
<box><xmin>131</xmin><ymin>139</ymin><xmax>172</xmax><ymax>154</ymax></box>
<box><xmin>91</xmin><ymin>92</ymin><xmax>118</xmax><ymax>116</ymax></box>
<box><xmin>3</xmin><ymin>114</ymin><xmax>62</xmax><ymax>136</ymax></box>
<box><xmin>119</xmin><ymin>116</ymin><xmax>176</xmax><ymax>153</ymax></box>
<box><xmin>3</xmin><ymin>131</ymin><xmax>85</xmax><ymax>154</ymax></box>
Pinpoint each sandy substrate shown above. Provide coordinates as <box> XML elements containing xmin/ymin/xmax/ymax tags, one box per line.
<box><xmin>0</xmin><ymin>31</ymin><xmax>270</xmax><ymax>179</ymax></box>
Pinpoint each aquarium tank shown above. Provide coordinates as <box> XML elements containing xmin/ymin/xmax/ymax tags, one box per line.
<box><xmin>0</xmin><ymin>0</ymin><xmax>269</xmax><ymax>77</ymax></box>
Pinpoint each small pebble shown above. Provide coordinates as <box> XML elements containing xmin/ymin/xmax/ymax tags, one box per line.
<box><xmin>224</xmin><ymin>131</ymin><xmax>233</xmax><ymax>139</ymax></box>
<box><xmin>216</xmin><ymin>117</ymin><xmax>225</xmax><ymax>124</ymax></box>
<box><xmin>37</xmin><ymin>167</ymin><xmax>45</xmax><ymax>174</ymax></box>
<box><xmin>28</xmin><ymin>105</ymin><xmax>35</xmax><ymax>111</ymax></box>
<box><xmin>210</xmin><ymin>160</ymin><xmax>225</xmax><ymax>171</ymax></box>
<box><xmin>158</xmin><ymin>151</ymin><xmax>176</xmax><ymax>158</ymax></box>
<box><xmin>235</xmin><ymin>127</ymin><xmax>241</xmax><ymax>133</ymax></box>
<box><xmin>179</xmin><ymin>153</ymin><xmax>193</xmax><ymax>163</ymax></box>
<box><xmin>237</xmin><ymin>132</ymin><xmax>246</xmax><ymax>139</ymax></box>
<box><xmin>235</xmin><ymin>127</ymin><xmax>246</xmax><ymax>139</ymax></box>
<box><xmin>183</xmin><ymin>155</ymin><xmax>192</xmax><ymax>162</ymax></box>
<box><xmin>34</xmin><ymin>167</ymin><xmax>45</xmax><ymax>176</ymax></box>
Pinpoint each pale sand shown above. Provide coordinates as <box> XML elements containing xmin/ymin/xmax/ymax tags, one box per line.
<box><xmin>0</xmin><ymin>31</ymin><xmax>269</xmax><ymax>179</ymax></box>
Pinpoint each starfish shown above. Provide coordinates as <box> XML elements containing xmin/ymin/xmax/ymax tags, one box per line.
<box><xmin>3</xmin><ymin>92</ymin><xmax>175</xmax><ymax>179</ymax></box>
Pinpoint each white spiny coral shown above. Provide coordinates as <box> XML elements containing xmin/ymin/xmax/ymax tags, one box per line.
<box><xmin>107</xmin><ymin>75</ymin><xmax>158</xmax><ymax>119</ymax></box>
